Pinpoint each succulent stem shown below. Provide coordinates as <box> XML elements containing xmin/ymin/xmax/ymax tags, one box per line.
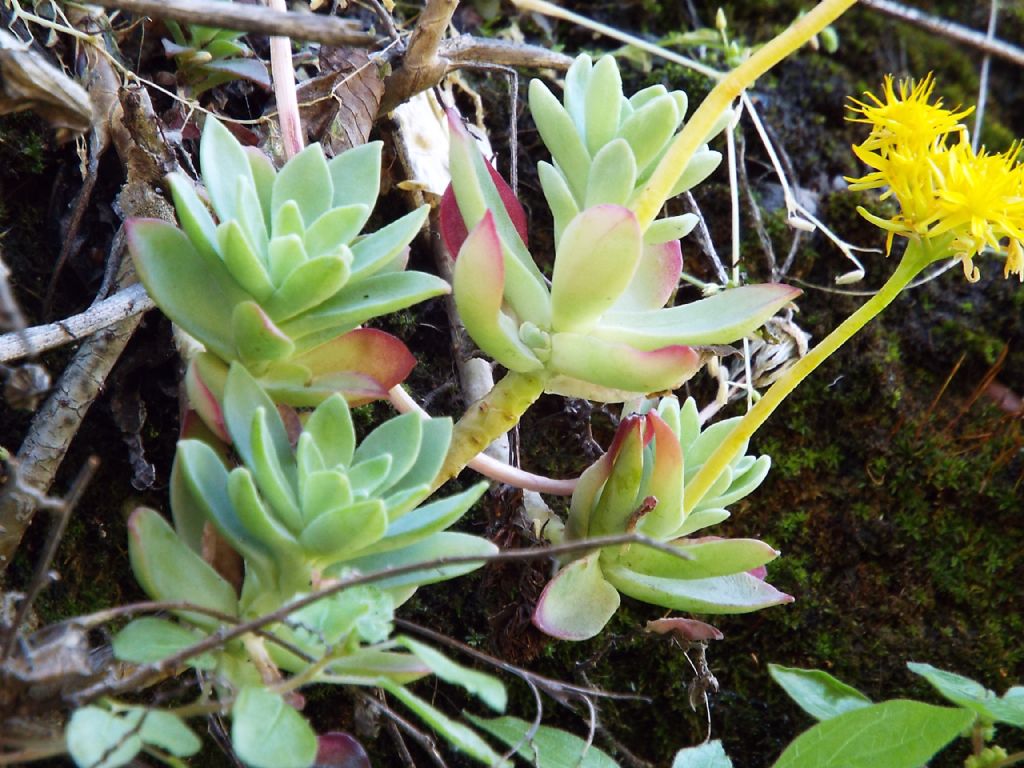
<box><xmin>683</xmin><ymin>239</ymin><xmax>935</xmax><ymax>514</ymax></box>
<box><xmin>431</xmin><ymin>370</ymin><xmax>549</xmax><ymax>492</ymax></box>
<box><xmin>633</xmin><ymin>0</ymin><xmax>857</xmax><ymax>229</ymax></box>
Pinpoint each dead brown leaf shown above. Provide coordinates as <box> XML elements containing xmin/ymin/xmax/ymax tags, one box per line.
<box><xmin>296</xmin><ymin>47</ymin><xmax>384</xmax><ymax>154</ymax></box>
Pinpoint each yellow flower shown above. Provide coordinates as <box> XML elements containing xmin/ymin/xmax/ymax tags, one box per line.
<box><xmin>847</xmin><ymin>74</ymin><xmax>1024</xmax><ymax>282</ymax></box>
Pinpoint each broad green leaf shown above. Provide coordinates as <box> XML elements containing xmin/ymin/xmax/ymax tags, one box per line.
<box><xmin>381</xmin><ymin>682</ymin><xmax>502</xmax><ymax>765</ymax></box>
<box><xmin>534</xmin><ymin>552</ymin><xmax>620</xmax><ymax>641</ymax></box>
<box><xmin>232</xmin><ymin>687</ymin><xmax>317</xmax><ymax>768</ymax></box>
<box><xmin>596</xmin><ymin>284</ymin><xmax>801</xmax><ymax>349</ymax></box>
<box><xmin>273</xmin><ymin>200</ymin><xmax>306</xmax><ymax>241</ymax></box>
<box><xmin>248</xmin><ymin>407</ymin><xmax>303</xmax><ymax>528</ymax></box>
<box><xmin>398</xmin><ymin>636</ymin><xmax>507</xmax><ymax>711</ymax></box>
<box><xmin>112</xmin><ymin>617</ymin><xmax>215</xmax><ymax>670</ymax></box>
<box><xmin>551</xmin><ymin>205</ymin><xmax>642</xmax><ymax>334</ymax></box>
<box><xmin>127</xmin><ymin>219</ymin><xmax>246</xmax><ymax>361</ymax></box>
<box><xmin>907</xmin><ymin>662</ymin><xmax>1024</xmax><ymax>725</ymax></box>
<box><xmin>329</xmin><ymin>140</ymin><xmax>383</xmax><ymax>218</ymax></box>
<box><xmin>466</xmin><ymin>713</ymin><xmax>620</xmax><ymax>768</ymax></box>
<box><xmin>562</xmin><ymin>53</ymin><xmax>592</xmax><ymax>133</ymax></box>
<box><xmin>66</xmin><ymin>707</ymin><xmax>142</xmax><ymax>768</ymax></box>
<box><xmin>245</xmin><ymin>146</ymin><xmax>276</xmax><ymax>225</ymax></box>
<box><xmin>768</xmin><ymin>664</ymin><xmax>872</xmax><ymax>721</ymax></box>
<box><xmin>224</xmin><ymin>363</ymin><xmax>290</xmax><ymax>472</ymax></box>
<box><xmin>674</xmin><ymin>508</ymin><xmax>730</xmax><ymax>537</ymax></box>
<box><xmin>137</xmin><ymin>710</ymin><xmax>201</xmax><ymax>757</ymax></box>
<box><xmin>672</xmin><ymin>740</ymin><xmax>733</xmax><ymax>768</ymax></box>
<box><xmin>127</xmin><ymin>507</ymin><xmax>238</xmax><ymax>627</ymax></box>
<box><xmin>585</xmin><ymin>139</ymin><xmax>637</xmax><ymax>208</ymax></box>
<box><xmin>236</xmin><ymin>175</ymin><xmax>269</xmax><ymax>259</ymax></box>
<box><xmin>645</xmin><ymin>214</ymin><xmax>698</xmax><ymax>245</ymax></box>
<box><xmin>710</xmin><ymin>455</ymin><xmax>771</xmax><ymax>508</ymax></box>
<box><xmin>227</xmin><ymin>467</ymin><xmax>302</xmax><ymax>559</ymax></box>
<box><xmin>271</xmin><ymin>142</ymin><xmax>332</xmax><ymax>226</ymax></box>
<box><xmin>669</xmin><ymin>149</ymin><xmax>723</xmax><ymax>196</ymax></box>
<box><xmin>584</xmin><ymin>55</ymin><xmax>622</xmax><ymax>155</ymax></box>
<box><xmin>604</xmin><ymin>565</ymin><xmax>792</xmax><ymax>614</ymax></box>
<box><xmin>630</xmin><ymin>84</ymin><xmax>670</xmax><ymax>110</ymax></box>
<box><xmin>771</xmin><ymin>700</ymin><xmax>973</xmax><ymax>768</ymax></box>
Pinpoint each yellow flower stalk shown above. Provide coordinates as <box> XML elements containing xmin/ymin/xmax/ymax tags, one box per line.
<box><xmin>684</xmin><ymin>74</ymin><xmax>1024</xmax><ymax>515</ymax></box>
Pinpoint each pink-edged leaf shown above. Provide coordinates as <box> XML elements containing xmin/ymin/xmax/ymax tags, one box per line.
<box><xmin>185</xmin><ymin>354</ymin><xmax>230</xmax><ymax>443</ymax></box>
<box><xmin>533</xmin><ymin>552</ymin><xmax>620</xmax><ymax>640</ymax></box>
<box><xmin>453</xmin><ymin>212</ymin><xmax>543</xmax><ymax>372</ymax></box>
<box><xmin>293</xmin><ymin>328</ymin><xmax>415</xmax><ymax>401</ymax></box>
<box><xmin>550</xmin><ymin>204</ymin><xmax>642</xmax><ymax>333</ymax></box>
<box><xmin>636</xmin><ymin>411</ymin><xmax>685</xmax><ymax>539</ymax></box>
<box><xmin>441</xmin><ymin>114</ymin><xmax>528</xmax><ymax>259</ymax></box>
<box><xmin>548</xmin><ymin>333</ymin><xmax>701</xmax><ymax>399</ymax></box>
<box><xmin>749</xmin><ymin>565</ymin><xmax>768</xmax><ymax>580</ymax></box>
<box><xmin>614</xmin><ymin>535</ymin><xmax>780</xmax><ymax>580</ymax></box>
<box><xmin>232</xmin><ymin>301</ymin><xmax>295</xmax><ymax>364</ymax></box>
<box><xmin>645</xmin><ymin>617</ymin><xmax>724</xmax><ymax>642</ymax></box>
<box><xmin>589</xmin><ymin>417</ymin><xmax>645</xmax><ymax>537</ymax></box>
<box><xmin>315</xmin><ymin>733</ymin><xmax>370</xmax><ymax>768</ymax></box>
<box><xmin>612</xmin><ymin>240</ymin><xmax>683</xmax><ymax>312</ymax></box>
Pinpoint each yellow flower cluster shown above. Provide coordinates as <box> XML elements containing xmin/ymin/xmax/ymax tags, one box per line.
<box><xmin>847</xmin><ymin>74</ymin><xmax>1024</xmax><ymax>281</ymax></box>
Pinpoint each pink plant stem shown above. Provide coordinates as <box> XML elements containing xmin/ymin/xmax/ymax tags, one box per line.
<box><xmin>267</xmin><ymin>0</ymin><xmax>303</xmax><ymax>159</ymax></box>
<box><xmin>388</xmin><ymin>385</ymin><xmax>578</xmax><ymax>496</ymax></box>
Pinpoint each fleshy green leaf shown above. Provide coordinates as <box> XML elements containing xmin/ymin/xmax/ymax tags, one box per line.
<box><xmin>584</xmin><ymin>55</ymin><xmax>622</xmax><ymax>155</ymax></box>
<box><xmin>232</xmin><ymin>687</ymin><xmax>317</xmax><ymax>768</ymax></box>
<box><xmin>771</xmin><ymin>701</ymin><xmax>973</xmax><ymax>768</ymax></box>
<box><xmin>350</xmin><ymin>205</ymin><xmax>428</xmax><ymax>280</ymax></box>
<box><xmin>466</xmin><ymin>713</ymin><xmax>620</xmax><ymax>768</ymax></box>
<box><xmin>534</xmin><ymin>553</ymin><xmax>620</xmax><ymax>640</ymax></box>
<box><xmin>620</xmin><ymin>94</ymin><xmax>681</xmax><ymax>174</ymax></box>
<box><xmin>453</xmin><ymin>212</ymin><xmax>544</xmax><ymax>371</ymax></box>
<box><xmin>369</xmin><ymin>482</ymin><xmax>487</xmax><ymax>554</ymax></box>
<box><xmin>340</xmin><ymin>532</ymin><xmax>497</xmax><ymax>589</ymax></box>
<box><xmin>645</xmin><ymin>214</ymin><xmax>698</xmax><ymax>245</ymax></box>
<box><xmin>398</xmin><ymin>636</ymin><xmax>507</xmax><ymax>712</ymax></box>
<box><xmin>263</xmin><ymin>254</ymin><xmax>350</xmax><ymax>322</ymax></box>
<box><xmin>585</xmin><ymin>139</ymin><xmax>637</xmax><ymax>208</ymax></box>
<box><xmin>537</xmin><ymin>161</ymin><xmax>579</xmax><ymax>245</ymax></box>
<box><xmin>551</xmin><ymin>205</ymin><xmax>642</xmax><ymax>333</ymax></box>
<box><xmin>305</xmin><ymin>205</ymin><xmax>368</xmax><ymax>258</ymax></box>
<box><xmin>329</xmin><ymin>141</ymin><xmax>383</xmax><ymax>221</ymax></box>
<box><xmin>127</xmin><ymin>507</ymin><xmax>238</xmax><ymax>628</ymax></box>
<box><xmin>353</xmin><ymin>411</ymin><xmax>423</xmax><ymax>490</ymax></box>
<box><xmin>127</xmin><ymin>219</ymin><xmax>247</xmax><ymax>361</ymax></box>
<box><xmin>612</xmin><ymin>537</ymin><xmax>779</xmax><ymax>580</ymax></box>
<box><xmin>166</xmin><ymin>172</ymin><xmax>219</xmax><ymax>261</ymax></box>
<box><xmin>272</xmin><ymin>142</ymin><xmax>332</xmax><ymax>226</ymax></box>
<box><xmin>604</xmin><ymin>565</ymin><xmax>793</xmax><ymax>614</ymax></box>
<box><xmin>298</xmin><ymin>498</ymin><xmax>388</xmax><ymax>560</ymax></box>
<box><xmin>219</xmin><ymin>220</ymin><xmax>274</xmax><ymax>301</ymax></box>
<box><xmin>303</xmin><ymin>392</ymin><xmax>356</xmax><ymax>468</ymax></box>
<box><xmin>768</xmin><ymin>665</ymin><xmax>873</xmax><ymax>721</ymax></box>
<box><xmin>596</xmin><ymin>284</ymin><xmax>801</xmax><ymax>348</ymax></box>
<box><xmin>232</xmin><ymin>301</ymin><xmax>295</xmax><ymax>363</ymax></box>
<box><xmin>112</xmin><ymin>617</ymin><xmax>215</xmax><ymax>670</ymax></box>
<box><xmin>529</xmin><ymin>79</ymin><xmax>591</xmax><ymax>203</ymax></box>
<box><xmin>200</xmin><ymin>117</ymin><xmax>255</xmax><ymax>224</ymax></box>
<box><xmin>267</xmin><ymin>233</ymin><xmax>309</xmax><ymax>285</ymax></box>
<box><xmin>672</xmin><ymin>741</ymin><xmax>733</xmax><ymax>768</ymax></box>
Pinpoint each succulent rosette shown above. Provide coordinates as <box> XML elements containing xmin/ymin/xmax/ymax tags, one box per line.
<box><xmin>533</xmin><ymin>396</ymin><xmax>792</xmax><ymax>640</ymax></box>
<box><xmin>439</xmin><ymin>53</ymin><xmax>799</xmax><ymax>402</ymax></box>
<box><xmin>128</xmin><ymin>118</ymin><xmax>449</xmax><ymax>436</ymax></box>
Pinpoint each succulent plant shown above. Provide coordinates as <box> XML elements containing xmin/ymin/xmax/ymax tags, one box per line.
<box><xmin>528</xmin><ymin>53</ymin><xmax>728</xmax><ymax>246</ymax></box>
<box><xmin>533</xmin><ymin>396</ymin><xmax>792</xmax><ymax>640</ymax></box>
<box><xmin>441</xmin><ymin>104</ymin><xmax>799</xmax><ymax>401</ymax></box>
<box><xmin>162</xmin><ymin>14</ymin><xmax>271</xmax><ymax>96</ymax></box>
<box><xmin>128</xmin><ymin>118</ymin><xmax>449</xmax><ymax>433</ymax></box>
